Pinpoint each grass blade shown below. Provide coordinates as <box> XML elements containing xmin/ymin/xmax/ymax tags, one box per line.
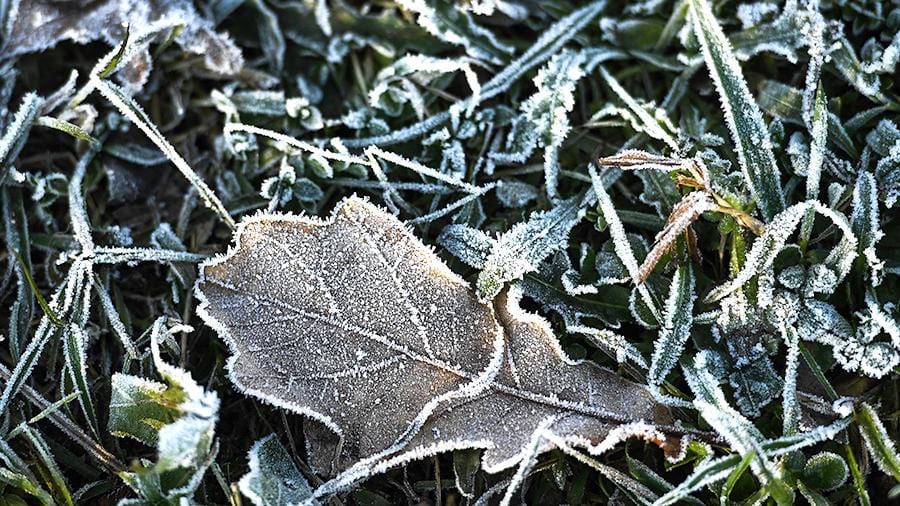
<box><xmin>92</xmin><ymin>77</ymin><xmax>235</xmax><ymax>229</ymax></box>
<box><xmin>689</xmin><ymin>0</ymin><xmax>785</xmax><ymax>221</ymax></box>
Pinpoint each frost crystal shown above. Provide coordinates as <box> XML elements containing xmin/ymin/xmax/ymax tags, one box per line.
<box><xmin>437</xmin><ymin>224</ymin><xmax>495</xmax><ymax>269</ymax></box>
<box><xmin>648</xmin><ymin>265</ymin><xmax>696</xmax><ymax>406</ymax></box>
<box><xmin>851</xmin><ymin>171</ymin><xmax>884</xmax><ymax>285</ymax></box>
<box><xmin>690</xmin><ymin>0</ymin><xmax>785</xmax><ymax>220</ymax></box>
<box><xmin>834</xmin><ymin>295</ymin><xmax>900</xmax><ymax>379</ymax></box>
<box><xmin>113</xmin><ymin>319</ymin><xmax>220</xmax><ymax>503</ymax></box>
<box><xmin>1</xmin><ymin>1</ymin><xmax>243</xmax><ymax>79</ymax></box>
<box><xmin>396</xmin><ymin>0</ymin><xmax>514</xmax><ymax>64</ymax></box>
<box><xmin>706</xmin><ymin>200</ymin><xmax>858</xmax><ymax>303</ymax></box>
<box><xmin>239</xmin><ymin>435</ymin><xmax>316</xmax><ymax>506</ymax></box>
<box><xmin>492</xmin><ymin>51</ymin><xmax>587</xmax><ymax>198</ymax></box>
<box><xmin>477</xmin><ymin>193</ymin><xmax>591</xmax><ymax>301</ymax></box>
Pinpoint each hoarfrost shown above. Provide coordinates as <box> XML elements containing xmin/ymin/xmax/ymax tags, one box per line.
<box><xmin>0</xmin><ymin>0</ymin><xmax>243</xmax><ymax>78</ymax></box>
<box><xmin>834</xmin><ymin>294</ymin><xmax>900</xmax><ymax>379</ymax></box>
<box><xmin>491</xmin><ymin>51</ymin><xmax>587</xmax><ymax>198</ymax></box>
<box><xmin>239</xmin><ymin>435</ymin><xmax>317</xmax><ymax>506</ymax></box>
<box><xmin>690</xmin><ymin>0</ymin><xmax>785</xmax><ymax>221</ymax></box>
<box><xmin>477</xmin><ymin>192</ymin><xmax>591</xmax><ymax>300</ymax></box>
<box><xmin>851</xmin><ymin>171</ymin><xmax>884</xmax><ymax>284</ymax></box>
<box><xmin>396</xmin><ymin>0</ymin><xmax>514</xmax><ymax>64</ymax></box>
<box><xmin>195</xmin><ymin>196</ymin><xmax>678</xmax><ymax>493</ymax></box>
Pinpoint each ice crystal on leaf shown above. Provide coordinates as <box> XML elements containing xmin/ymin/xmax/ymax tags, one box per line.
<box><xmin>396</xmin><ymin>0</ymin><xmax>514</xmax><ymax>64</ymax></box>
<box><xmin>518</xmin><ymin>252</ymin><xmax>634</xmax><ymax>339</ymax></box>
<box><xmin>477</xmin><ymin>192</ymin><xmax>591</xmax><ymax>301</ymax></box>
<box><xmin>195</xmin><ymin>197</ymin><xmax>678</xmax><ymax>499</ymax></box>
<box><xmin>648</xmin><ymin>265</ymin><xmax>696</xmax><ymax>406</ymax></box>
<box><xmin>239</xmin><ymin>435</ymin><xmax>317</xmax><ymax>506</ymax></box>
<box><xmin>437</xmin><ymin>224</ymin><xmax>495</xmax><ymax>269</ymax></box>
<box><xmin>705</xmin><ymin>200</ymin><xmax>858</xmax><ymax>303</ymax></box>
<box><xmin>492</xmin><ymin>51</ymin><xmax>587</xmax><ymax>198</ymax></box>
<box><xmin>689</xmin><ymin>0</ymin><xmax>785</xmax><ymax>221</ymax></box>
<box><xmin>850</xmin><ymin>171</ymin><xmax>885</xmax><ymax>285</ymax></box>
<box><xmin>834</xmin><ymin>294</ymin><xmax>900</xmax><ymax>379</ymax></box>
<box><xmin>710</xmin><ymin>294</ymin><xmax>783</xmax><ymax>417</ymax></box>
<box><xmin>112</xmin><ymin>318</ymin><xmax>220</xmax><ymax>504</ymax></box>
<box><xmin>0</xmin><ymin>0</ymin><xmax>243</xmax><ymax>82</ymax></box>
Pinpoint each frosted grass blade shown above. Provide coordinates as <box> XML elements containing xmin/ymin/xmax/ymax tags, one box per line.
<box><xmin>689</xmin><ymin>0</ymin><xmax>784</xmax><ymax>221</ymax></box>
<box><xmin>92</xmin><ymin>77</ymin><xmax>236</xmax><ymax>229</ymax></box>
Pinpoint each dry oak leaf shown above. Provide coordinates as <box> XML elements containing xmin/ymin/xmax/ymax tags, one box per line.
<box><xmin>195</xmin><ymin>196</ymin><xmax>680</xmax><ymax>478</ymax></box>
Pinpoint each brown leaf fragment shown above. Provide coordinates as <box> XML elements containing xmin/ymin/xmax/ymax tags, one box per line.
<box><xmin>0</xmin><ymin>1</ymin><xmax>243</xmax><ymax>80</ymax></box>
<box><xmin>638</xmin><ymin>191</ymin><xmax>715</xmax><ymax>283</ymax></box>
<box><xmin>596</xmin><ymin>149</ymin><xmax>687</xmax><ymax>171</ymax></box>
<box><xmin>196</xmin><ymin>196</ymin><xmax>678</xmax><ymax>479</ymax></box>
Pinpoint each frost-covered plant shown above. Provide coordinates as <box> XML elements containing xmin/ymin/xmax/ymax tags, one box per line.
<box><xmin>0</xmin><ymin>0</ymin><xmax>898</xmax><ymax>504</ymax></box>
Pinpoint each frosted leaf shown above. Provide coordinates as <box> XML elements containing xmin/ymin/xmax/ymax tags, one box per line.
<box><xmin>438</xmin><ymin>224</ymin><xmax>495</xmax><ymax>269</ymax></box>
<box><xmin>95</xmin><ymin>280</ymin><xmax>139</xmax><ymax>358</ymax></box>
<box><xmin>230</xmin><ymin>91</ymin><xmax>288</xmax><ymax>116</ymax></box>
<box><xmin>293</xmin><ymin>178</ymin><xmax>324</xmax><ymax>204</ymax></box>
<box><xmin>338</xmin><ymin>2</ymin><xmax>605</xmax><ymax>149</ymax></box>
<box><xmin>834</xmin><ymin>340</ymin><xmax>898</xmax><ymax>379</ymax></box>
<box><xmin>736</xmin><ymin>2</ymin><xmax>779</xmax><ymax>29</ymax></box>
<box><xmin>804</xmin><ymin>264</ymin><xmax>838</xmax><ymax>298</ymax></box>
<box><xmin>777</xmin><ymin>265</ymin><xmax>805</xmax><ymax>290</ymax></box>
<box><xmin>731</xmin><ymin>1</ymin><xmax>808</xmax><ymax>62</ymax></box>
<box><xmin>867</xmin><ymin>121</ymin><xmax>900</xmax><ymax>208</ymax></box>
<box><xmin>728</xmin><ymin>356</ymin><xmax>782</xmax><ymax>418</ymax></box>
<box><xmin>705</xmin><ymin>200</ymin><xmax>858</xmax><ymax>302</ymax></box>
<box><xmin>638</xmin><ymin>191</ymin><xmax>716</xmax><ymax>282</ymax></box>
<box><xmin>560</xmin><ymin>247</ymin><xmax>598</xmax><ymax>297</ymax></box>
<box><xmin>595</xmin><ymin>150</ymin><xmax>686</xmax><ymax>172</ymax></box>
<box><xmin>796</xmin><ymin>300</ymin><xmax>853</xmax><ymax>347</ymax></box>
<box><xmin>477</xmin><ymin>192</ymin><xmax>591</xmax><ymax>301</ymax></box>
<box><xmin>396</xmin><ymin>0</ymin><xmax>514</xmax><ymax>64</ymax></box>
<box><xmin>109</xmin><ymin>374</ymin><xmax>180</xmax><ymax>446</ymax></box>
<box><xmin>496</xmin><ymin>180</ymin><xmax>539</xmax><ymax>209</ymax></box>
<box><xmin>115</xmin><ymin>318</ymin><xmax>220</xmax><ymax>502</ymax></box>
<box><xmin>597</xmin><ymin>69</ymin><xmax>680</xmax><ymax>153</ymax></box>
<box><xmin>492</xmin><ymin>51</ymin><xmax>587</xmax><ymax>198</ymax></box>
<box><xmin>850</xmin><ymin>171</ymin><xmax>884</xmax><ymax>284</ymax></box>
<box><xmin>371</xmin><ymin>54</ymin><xmax>482</xmax><ymax>117</ymax></box>
<box><xmin>196</xmin><ymin>196</ymin><xmax>677</xmax><ymax>487</ymax></box>
<box><xmin>590</xmin><ymin>166</ymin><xmax>661</xmax><ymax>320</ymax></box>
<box><xmin>835</xmin><ymin>294</ymin><xmax>900</xmax><ymax>379</ymax></box>
<box><xmin>460</xmin><ymin>0</ymin><xmax>528</xmax><ymax>18</ymax></box>
<box><xmin>249</xmin><ymin>0</ymin><xmax>285</xmax><ymax>71</ymax></box>
<box><xmin>0</xmin><ymin>1</ymin><xmax>243</xmax><ymax>78</ymax></box>
<box><xmin>689</xmin><ymin>0</ymin><xmax>785</xmax><ymax>221</ymax></box>
<box><xmin>637</xmin><ymin>170</ymin><xmax>680</xmax><ymax>216</ymax></box>
<box><xmin>519</xmin><ymin>252</ymin><xmax>630</xmax><ymax>332</ymax></box>
<box><xmin>683</xmin><ymin>354</ymin><xmax>780</xmax><ymax>486</ymax></box>
<box><xmin>866</xmin><ymin>119</ymin><xmax>900</xmax><ymax>157</ymax></box>
<box><xmin>261</xmin><ymin>162</ymin><xmax>298</xmax><ymax>211</ymax></box>
<box><xmin>799</xmin><ymin>86</ymin><xmax>828</xmax><ymax>244</ymax></box>
<box><xmin>286</xmin><ymin>98</ymin><xmax>324</xmax><ymax>131</ymax></box>
<box><xmin>780</xmin><ymin>323</ymin><xmax>801</xmax><ymax>436</ymax></box>
<box><xmin>831</xmin><ymin>31</ymin><xmax>900</xmax><ymax>102</ymax></box>
<box><xmin>648</xmin><ymin>265</ymin><xmax>696</xmax><ymax>406</ymax></box>
<box><xmin>594</xmin><ymin>235</ymin><xmax>648</xmax><ymax>286</ymax></box>
<box><xmin>239</xmin><ymin>435</ymin><xmax>317</xmax><ymax>506</ymax></box>
<box><xmin>0</xmin><ymin>93</ymin><xmax>44</xmax><ymax>180</ymax></box>
<box><xmin>856</xmin><ymin>402</ymin><xmax>900</xmax><ymax>481</ymax></box>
